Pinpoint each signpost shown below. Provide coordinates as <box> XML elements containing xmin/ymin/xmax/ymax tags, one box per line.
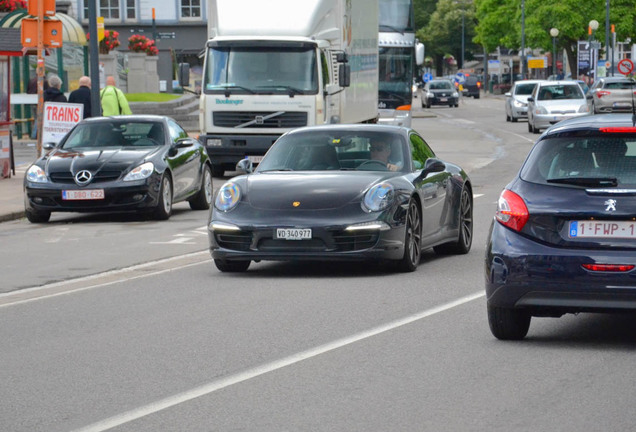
<box><xmin>21</xmin><ymin>0</ymin><xmax>60</xmax><ymax>156</ymax></box>
<box><xmin>618</xmin><ymin>58</ymin><xmax>634</xmax><ymax>76</ymax></box>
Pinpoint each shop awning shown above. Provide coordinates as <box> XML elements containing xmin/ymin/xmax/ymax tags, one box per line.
<box><xmin>0</xmin><ymin>10</ymin><xmax>87</xmax><ymax>46</ymax></box>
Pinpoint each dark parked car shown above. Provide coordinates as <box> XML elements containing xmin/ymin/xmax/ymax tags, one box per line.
<box><xmin>421</xmin><ymin>79</ymin><xmax>459</xmax><ymax>108</ymax></box>
<box><xmin>486</xmin><ymin>114</ymin><xmax>636</xmax><ymax>340</ymax></box>
<box><xmin>461</xmin><ymin>74</ymin><xmax>481</xmax><ymax>98</ymax></box>
<box><xmin>24</xmin><ymin>115</ymin><xmax>213</xmax><ymax>222</ymax></box>
<box><xmin>209</xmin><ymin>124</ymin><xmax>473</xmax><ymax>272</ymax></box>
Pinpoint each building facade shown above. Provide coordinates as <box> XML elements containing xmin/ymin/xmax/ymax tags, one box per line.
<box><xmin>70</xmin><ymin>0</ymin><xmax>208</xmax><ymax>92</ymax></box>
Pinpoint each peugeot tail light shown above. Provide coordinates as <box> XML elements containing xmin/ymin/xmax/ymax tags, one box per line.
<box><xmin>596</xmin><ymin>90</ymin><xmax>611</xmax><ymax>98</ymax></box>
<box><xmin>496</xmin><ymin>189</ymin><xmax>529</xmax><ymax>232</ymax></box>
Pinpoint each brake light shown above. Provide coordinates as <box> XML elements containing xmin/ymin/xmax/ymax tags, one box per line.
<box><xmin>396</xmin><ymin>105</ymin><xmax>412</xmax><ymax>111</ymax></box>
<box><xmin>582</xmin><ymin>264</ymin><xmax>635</xmax><ymax>272</ymax></box>
<box><xmin>477</xmin><ymin>82</ymin><xmax>481</xmax><ymax>88</ymax></box>
<box><xmin>596</xmin><ymin>90</ymin><xmax>611</xmax><ymax>98</ymax></box>
<box><xmin>495</xmin><ymin>190</ymin><xmax>529</xmax><ymax>232</ymax></box>
<box><xmin>600</xmin><ymin>127</ymin><xmax>636</xmax><ymax>133</ymax></box>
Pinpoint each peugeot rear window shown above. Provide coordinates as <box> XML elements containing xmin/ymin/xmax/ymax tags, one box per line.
<box><xmin>520</xmin><ymin>135</ymin><xmax>636</xmax><ymax>188</ymax></box>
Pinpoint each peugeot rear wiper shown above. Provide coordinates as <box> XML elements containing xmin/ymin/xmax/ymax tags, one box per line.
<box><xmin>547</xmin><ymin>177</ymin><xmax>618</xmax><ymax>187</ymax></box>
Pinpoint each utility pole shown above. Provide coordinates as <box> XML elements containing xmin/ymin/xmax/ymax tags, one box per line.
<box><xmin>35</xmin><ymin>0</ymin><xmax>44</xmax><ymax>157</ymax></box>
<box><xmin>87</xmin><ymin>0</ymin><xmax>101</xmax><ymax>117</ymax></box>
<box><xmin>520</xmin><ymin>0</ymin><xmax>526</xmax><ymax>79</ymax></box>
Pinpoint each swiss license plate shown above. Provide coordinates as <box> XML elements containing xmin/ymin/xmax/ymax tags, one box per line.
<box><xmin>275</xmin><ymin>228</ymin><xmax>312</xmax><ymax>240</ymax></box>
<box><xmin>247</xmin><ymin>155</ymin><xmax>264</xmax><ymax>163</ymax></box>
<box><xmin>62</xmin><ymin>189</ymin><xmax>105</xmax><ymax>200</ymax></box>
<box><xmin>569</xmin><ymin>220</ymin><xmax>636</xmax><ymax>238</ymax></box>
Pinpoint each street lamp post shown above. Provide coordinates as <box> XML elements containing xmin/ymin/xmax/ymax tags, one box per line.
<box><xmin>550</xmin><ymin>28</ymin><xmax>559</xmax><ymax>78</ymax></box>
<box><xmin>521</xmin><ymin>0</ymin><xmax>526</xmax><ymax>78</ymax></box>
<box><xmin>589</xmin><ymin>19</ymin><xmax>599</xmax><ymax>83</ymax></box>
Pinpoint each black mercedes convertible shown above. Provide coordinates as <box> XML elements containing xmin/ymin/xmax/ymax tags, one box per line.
<box><xmin>24</xmin><ymin>115</ymin><xmax>213</xmax><ymax>222</ymax></box>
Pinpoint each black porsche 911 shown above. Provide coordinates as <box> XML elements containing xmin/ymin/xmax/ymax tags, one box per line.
<box><xmin>24</xmin><ymin>115</ymin><xmax>213</xmax><ymax>223</ymax></box>
<box><xmin>208</xmin><ymin>124</ymin><xmax>473</xmax><ymax>272</ymax></box>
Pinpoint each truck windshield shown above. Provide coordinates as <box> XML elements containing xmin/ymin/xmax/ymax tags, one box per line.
<box><xmin>203</xmin><ymin>46</ymin><xmax>318</xmax><ymax>95</ymax></box>
<box><xmin>379</xmin><ymin>0</ymin><xmax>414</xmax><ymax>33</ymax></box>
<box><xmin>379</xmin><ymin>46</ymin><xmax>413</xmax><ymax>108</ymax></box>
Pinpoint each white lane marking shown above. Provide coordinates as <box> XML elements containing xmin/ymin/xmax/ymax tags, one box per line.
<box><xmin>72</xmin><ymin>291</ymin><xmax>484</xmax><ymax>432</ymax></box>
<box><xmin>473</xmin><ymin>194</ymin><xmax>484</xmax><ymax>199</ymax></box>
<box><xmin>149</xmin><ymin>237</ymin><xmax>196</xmax><ymax>245</ymax></box>
<box><xmin>499</xmin><ymin>129</ymin><xmax>535</xmax><ymax>144</ymax></box>
<box><xmin>0</xmin><ymin>251</ymin><xmax>209</xmax><ymax>308</ymax></box>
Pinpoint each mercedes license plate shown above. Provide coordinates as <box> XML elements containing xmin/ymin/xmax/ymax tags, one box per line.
<box><xmin>275</xmin><ymin>228</ymin><xmax>312</xmax><ymax>240</ymax></box>
<box><xmin>569</xmin><ymin>220</ymin><xmax>636</xmax><ymax>238</ymax></box>
<box><xmin>62</xmin><ymin>189</ymin><xmax>105</xmax><ymax>200</ymax></box>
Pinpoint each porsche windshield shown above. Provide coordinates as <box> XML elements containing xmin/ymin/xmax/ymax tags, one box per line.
<box><xmin>61</xmin><ymin>121</ymin><xmax>165</xmax><ymax>149</ymax></box>
<box><xmin>203</xmin><ymin>45</ymin><xmax>318</xmax><ymax>95</ymax></box>
<box><xmin>257</xmin><ymin>131</ymin><xmax>407</xmax><ymax>172</ymax></box>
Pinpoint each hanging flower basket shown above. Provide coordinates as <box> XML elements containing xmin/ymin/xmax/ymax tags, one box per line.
<box><xmin>87</xmin><ymin>30</ymin><xmax>121</xmax><ymax>55</ymax></box>
<box><xmin>0</xmin><ymin>0</ymin><xmax>26</xmax><ymax>12</ymax></box>
<box><xmin>128</xmin><ymin>34</ymin><xmax>159</xmax><ymax>56</ymax></box>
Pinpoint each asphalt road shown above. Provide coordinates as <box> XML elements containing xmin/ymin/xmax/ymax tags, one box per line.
<box><xmin>3</xmin><ymin>95</ymin><xmax>636</xmax><ymax>432</ymax></box>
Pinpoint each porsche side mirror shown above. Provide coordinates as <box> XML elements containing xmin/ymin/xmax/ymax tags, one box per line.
<box><xmin>236</xmin><ymin>158</ymin><xmax>253</xmax><ymax>173</ymax></box>
<box><xmin>423</xmin><ymin>158</ymin><xmax>445</xmax><ymax>174</ymax></box>
<box><xmin>176</xmin><ymin>137</ymin><xmax>196</xmax><ymax>148</ymax></box>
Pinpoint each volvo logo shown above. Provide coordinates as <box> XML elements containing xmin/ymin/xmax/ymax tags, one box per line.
<box><xmin>74</xmin><ymin>170</ymin><xmax>92</xmax><ymax>186</ymax></box>
<box><xmin>255</xmin><ymin>115</ymin><xmax>265</xmax><ymax>125</ymax></box>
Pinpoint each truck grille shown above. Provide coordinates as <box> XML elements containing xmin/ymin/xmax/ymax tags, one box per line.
<box><xmin>213</xmin><ymin>111</ymin><xmax>308</xmax><ymax>128</ymax></box>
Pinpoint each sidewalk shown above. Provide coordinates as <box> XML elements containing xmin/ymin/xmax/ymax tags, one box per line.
<box><xmin>0</xmin><ymin>138</ymin><xmax>36</xmax><ymax>222</ymax></box>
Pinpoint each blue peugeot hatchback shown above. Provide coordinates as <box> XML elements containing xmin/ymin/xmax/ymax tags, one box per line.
<box><xmin>486</xmin><ymin>114</ymin><xmax>636</xmax><ymax>340</ymax></box>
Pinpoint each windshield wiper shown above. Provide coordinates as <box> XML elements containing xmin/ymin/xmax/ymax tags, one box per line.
<box><xmin>258</xmin><ymin>168</ymin><xmax>294</xmax><ymax>172</ymax></box>
<box><xmin>257</xmin><ymin>85</ymin><xmax>304</xmax><ymax>97</ymax></box>
<box><xmin>208</xmin><ymin>85</ymin><xmax>255</xmax><ymax>96</ymax></box>
<box><xmin>547</xmin><ymin>177</ymin><xmax>618</xmax><ymax>187</ymax></box>
<box><xmin>379</xmin><ymin>24</ymin><xmax>404</xmax><ymax>35</ymax></box>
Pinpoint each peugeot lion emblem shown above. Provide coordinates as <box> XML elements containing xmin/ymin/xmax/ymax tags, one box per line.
<box><xmin>604</xmin><ymin>199</ymin><xmax>617</xmax><ymax>212</ymax></box>
<box><xmin>74</xmin><ymin>170</ymin><xmax>92</xmax><ymax>186</ymax></box>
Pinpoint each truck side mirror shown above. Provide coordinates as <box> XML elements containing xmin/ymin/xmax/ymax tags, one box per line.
<box><xmin>339</xmin><ymin>64</ymin><xmax>350</xmax><ymax>88</ymax></box>
<box><xmin>335</xmin><ymin>52</ymin><xmax>348</xmax><ymax>63</ymax></box>
<box><xmin>415</xmin><ymin>43</ymin><xmax>425</xmax><ymax>66</ymax></box>
<box><xmin>178</xmin><ymin>63</ymin><xmax>190</xmax><ymax>87</ymax></box>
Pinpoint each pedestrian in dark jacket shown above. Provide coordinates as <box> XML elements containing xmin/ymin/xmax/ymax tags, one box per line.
<box><xmin>68</xmin><ymin>76</ymin><xmax>92</xmax><ymax>118</ymax></box>
<box><xmin>43</xmin><ymin>75</ymin><xmax>67</xmax><ymax>103</ymax></box>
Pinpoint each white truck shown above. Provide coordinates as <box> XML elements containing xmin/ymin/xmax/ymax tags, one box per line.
<box><xmin>200</xmin><ymin>0</ymin><xmax>379</xmax><ymax>176</ymax></box>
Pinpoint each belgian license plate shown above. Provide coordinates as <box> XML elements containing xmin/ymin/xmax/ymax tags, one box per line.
<box><xmin>275</xmin><ymin>228</ymin><xmax>312</xmax><ymax>240</ymax></box>
<box><xmin>569</xmin><ymin>220</ymin><xmax>636</xmax><ymax>238</ymax></box>
<box><xmin>62</xmin><ymin>189</ymin><xmax>105</xmax><ymax>200</ymax></box>
<box><xmin>247</xmin><ymin>155</ymin><xmax>264</xmax><ymax>163</ymax></box>
<box><xmin>439</xmin><ymin>97</ymin><xmax>447</xmax><ymax>102</ymax></box>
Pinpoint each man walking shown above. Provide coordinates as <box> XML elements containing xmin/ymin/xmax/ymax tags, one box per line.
<box><xmin>68</xmin><ymin>76</ymin><xmax>93</xmax><ymax>118</ymax></box>
<box><xmin>100</xmin><ymin>76</ymin><xmax>132</xmax><ymax>116</ymax></box>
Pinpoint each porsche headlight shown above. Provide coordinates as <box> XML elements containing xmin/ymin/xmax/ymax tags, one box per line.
<box><xmin>26</xmin><ymin>165</ymin><xmax>48</xmax><ymax>183</ymax></box>
<box><xmin>215</xmin><ymin>182</ymin><xmax>241</xmax><ymax>211</ymax></box>
<box><xmin>362</xmin><ymin>183</ymin><xmax>394</xmax><ymax>212</ymax></box>
<box><xmin>123</xmin><ymin>162</ymin><xmax>154</xmax><ymax>181</ymax></box>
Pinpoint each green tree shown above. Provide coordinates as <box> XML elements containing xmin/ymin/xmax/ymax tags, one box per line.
<box><xmin>474</xmin><ymin>0</ymin><xmax>636</xmax><ymax>78</ymax></box>
<box><xmin>416</xmin><ymin>0</ymin><xmax>477</xmax><ymax>75</ymax></box>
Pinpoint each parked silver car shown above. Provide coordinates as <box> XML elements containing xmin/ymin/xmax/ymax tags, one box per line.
<box><xmin>505</xmin><ymin>80</ymin><xmax>543</xmax><ymax>122</ymax></box>
<box><xmin>587</xmin><ymin>76</ymin><xmax>636</xmax><ymax>114</ymax></box>
<box><xmin>527</xmin><ymin>81</ymin><xmax>590</xmax><ymax>134</ymax></box>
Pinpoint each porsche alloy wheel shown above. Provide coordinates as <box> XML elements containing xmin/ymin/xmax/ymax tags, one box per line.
<box><xmin>434</xmin><ymin>187</ymin><xmax>473</xmax><ymax>255</ymax></box>
<box><xmin>396</xmin><ymin>200</ymin><xmax>421</xmax><ymax>272</ymax></box>
<box><xmin>153</xmin><ymin>175</ymin><xmax>173</xmax><ymax>220</ymax></box>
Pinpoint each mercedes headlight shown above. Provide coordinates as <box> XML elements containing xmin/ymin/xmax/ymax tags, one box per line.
<box><xmin>362</xmin><ymin>183</ymin><xmax>394</xmax><ymax>212</ymax></box>
<box><xmin>26</xmin><ymin>165</ymin><xmax>47</xmax><ymax>183</ymax></box>
<box><xmin>124</xmin><ymin>162</ymin><xmax>154</xmax><ymax>181</ymax></box>
<box><xmin>215</xmin><ymin>182</ymin><xmax>241</xmax><ymax>211</ymax></box>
